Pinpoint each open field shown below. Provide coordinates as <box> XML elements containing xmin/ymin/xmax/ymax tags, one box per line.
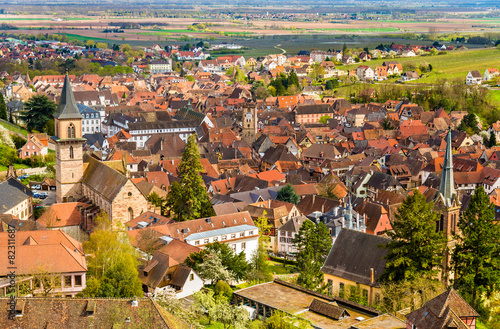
<box><xmin>1</xmin><ymin>14</ymin><xmax>499</xmax><ymax>36</ymax></box>
<box><xmin>343</xmin><ymin>48</ymin><xmax>500</xmax><ymax>84</ymax></box>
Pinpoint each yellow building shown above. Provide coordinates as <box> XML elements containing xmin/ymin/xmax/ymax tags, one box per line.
<box><xmin>321</xmin><ymin>229</ymin><xmax>389</xmax><ymax>306</ymax></box>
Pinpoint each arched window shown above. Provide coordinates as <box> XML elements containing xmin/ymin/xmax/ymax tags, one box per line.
<box><xmin>69</xmin><ymin>146</ymin><xmax>74</xmax><ymax>159</ymax></box>
<box><xmin>128</xmin><ymin>207</ymin><xmax>134</xmax><ymax>222</ymax></box>
<box><xmin>68</xmin><ymin>123</ymin><xmax>76</xmax><ymax>139</ymax></box>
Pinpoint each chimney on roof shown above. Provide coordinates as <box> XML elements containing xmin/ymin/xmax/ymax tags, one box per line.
<box><xmin>370</xmin><ymin>268</ymin><xmax>375</xmax><ymax>284</ymax></box>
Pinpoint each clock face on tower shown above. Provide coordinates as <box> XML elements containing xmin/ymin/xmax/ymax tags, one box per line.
<box><xmin>246</xmin><ymin>112</ymin><xmax>252</xmax><ymax>121</ymax></box>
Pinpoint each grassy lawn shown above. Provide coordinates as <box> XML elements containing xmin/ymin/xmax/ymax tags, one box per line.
<box><xmin>269</xmin><ymin>261</ymin><xmax>297</xmax><ymax>275</ymax></box>
<box><xmin>0</xmin><ymin>163</ymin><xmax>29</xmax><ymax>172</ymax></box>
<box><xmin>488</xmin><ymin>89</ymin><xmax>500</xmax><ymax>107</ymax></box>
<box><xmin>343</xmin><ymin>48</ymin><xmax>500</xmax><ymax>84</ymax></box>
<box><xmin>0</xmin><ymin>120</ymin><xmax>27</xmax><ymax>136</ymax></box>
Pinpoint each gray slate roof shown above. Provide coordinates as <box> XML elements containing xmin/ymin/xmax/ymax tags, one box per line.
<box><xmin>0</xmin><ymin>178</ymin><xmax>32</xmax><ymax>213</ymax></box>
<box><xmin>54</xmin><ymin>75</ymin><xmax>83</xmax><ymax>120</ymax></box>
<box><xmin>82</xmin><ymin>158</ymin><xmax>128</xmax><ymax>201</ymax></box>
<box><xmin>322</xmin><ymin>229</ymin><xmax>389</xmax><ymax>287</ymax></box>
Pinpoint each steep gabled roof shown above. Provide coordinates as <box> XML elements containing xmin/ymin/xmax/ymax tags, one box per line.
<box><xmin>322</xmin><ymin>229</ymin><xmax>389</xmax><ymax>287</ymax></box>
<box><xmin>82</xmin><ymin>157</ymin><xmax>129</xmax><ymax>201</ymax></box>
<box><xmin>54</xmin><ymin>75</ymin><xmax>83</xmax><ymax>120</ymax></box>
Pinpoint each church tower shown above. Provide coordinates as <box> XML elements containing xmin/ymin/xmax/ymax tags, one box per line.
<box><xmin>434</xmin><ymin>128</ymin><xmax>460</xmax><ymax>283</ymax></box>
<box><xmin>54</xmin><ymin>75</ymin><xmax>85</xmax><ymax>203</ymax></box>
<box><xmin>241</xmin><ymin>105</ymin><xmax>257</xmax><ymax>144</ymax></box>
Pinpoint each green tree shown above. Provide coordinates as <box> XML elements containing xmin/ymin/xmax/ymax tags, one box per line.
<box><xmin>380</xmin><ymin>190</ymin><xmax>446</xmax><ymax>283</ymax></box>
<box><xmin>194</xmin><ymin>289</ymin><xmax>248</xmax><ymax>329</ymax></box>
<box><xmin>489</xmin><ymin>131</ymin><xmax>497</xmax><ymax>147</ymax></box>
<box><xmin>185</xmin><ymin>242</ymin><xmax>248</xmax><ymax>281</ymax></box>
<box><xmin>276</xmin><ymin>184</ymin><xmax>300</xmax><ymax>205</ymax></box>
<box><xmin>453</xmin><ymin>186</ymin><xmax>500</xmax><ymax>313</ymax></box>
<box><xmin>247</xmin><ymin>214</ymin><xmax>273</xmax><ymax>282</ymax></box>
<box><xmin>381</xmin><ymin>118</ymin><xmax>394</xmax><ymax>130</ymax></box>
<box><xmin>0</xmin><ymin>92</ymin><xmax>7</xmax><ymax>120</ymax></box>
<box><xmin>21</xmin><ymin>95</ymin><xmax>57</xmax><ymax>132</ymax></box>
<box><xmin>211</xmin><ymin>299</ymin><xmax>249</xmax><ymax>329</ymax></box>
<box><xmin>215</xmin><ymin>280</ymin><xmax>233</xmax><ymax>299</ymax></box>
<box><xmin>287</xmin><ymin>70</ymin><xmax>300</xmax><ymax>89</ymax></box>
<box><xmin>82</xmin><ymin>213</ymin><xmax>143</xmax><ymax>297</ymax></box>
<box><xmin>265</xmin><ymin>311</ymin><xmax>313</xmax><ymax>329</ymax></box>
<box><xmin>318</xmin><ymin>115</ymin><xmax>331</xmax><ymax>124</ymax></box>
<box><xmin>457</xmin><ymin>113</ymin><xmax>480</xmax><ymax>135</ymax></box>
<box><xmin>147</xmin><ymin>191</ymin><xmax>167</xmax><ymax>216</ymax></box>
<box><xmin>380</xmin><ymin>277</ymin><xmax>444</xmax><ymax>314</ymax></box>
<box><xmin>165</xmin><ymin>134</ymin><xmax>215</xmax><ymax>221</ymax></box>
<box><xmin>293</xmin><ymin>220</ymin><xmax>332</xmax><ymax>291</ymax></box>
<box><xmin>198</xmin><ymin>253</ymin><xmax>235</xmax><ymax>285</ymax></box>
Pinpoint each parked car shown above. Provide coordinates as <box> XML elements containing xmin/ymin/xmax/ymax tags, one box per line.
<box><xmin>34</xmin><ymin>185</ymin><xmax>41</xmax><ymax>190</ymax></box>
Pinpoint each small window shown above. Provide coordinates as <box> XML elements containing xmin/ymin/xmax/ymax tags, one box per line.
<box><xmin>74</xmin><ymin>275</ymin><xmax>82</xmax><ymax>287</ymax></box>
<box><xmin>195</xmin><ymin>240</ymin><xmax>200</xmax><ymax>245</ymax></box>
<box><xmin>213</xmin><ymin>237</ymin><xmax>218</xmax><ymax>242</ymax></box>
<box><xmin>204</xmin><ymin>239</ymin><xmax>209</xmax><ymax>244</ymax></box>
<box><xmin>231</xmin><ymin>234</ymin><xmax>236</xmax><ymax>239</ymax></box>
<box><xmin>249</xmin><ymin>231</ymin><xmax>254</xmax><ymax>235</ymax></box>
<box><xmin>190</xmin><ymin>274</ymin><xmax>194</xmax><ymax>281</ymax></box>
<box><xmin>64</xmin><ymin>276</ymin><xmax>72</xmax><ymax>287</ymax></box>
<box><xmin>222</xmin><ymin>235</ymin><xmax>227</xmax><ymax>241</ymax></box>
<box><xmin>240</xmin><ymin>232</ymin><xmax>245</xmax><ymax>237</ymax></box>
<box><xmin>241</xmin><ymin>242</ymin><xmax>246</xmax><ymax>249</ymax></box>
<box><xmin>69</xmin><ymin>146</ymin><xmax>74</xmax><ymax>159</ymax></box>
<box><xmin>231</xmin><ymin>244</ymin><xmax>236</xmax><ymax>251</ymax></box>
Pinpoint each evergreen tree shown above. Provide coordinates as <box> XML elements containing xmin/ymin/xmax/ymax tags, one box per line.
<box><xmin>287</xmin><ymin>70</ymin><xmax>300</xmax><ymax>89</ymax></box>
<box><xmin>452</xmin><ymin>186</ymin><xmax>500</xmax><ymax>312</ymax></box>
<box><xmin>380</xmin><ymin>190</ymin><xmax>446</xmax><ymax>283</ymax></box>
<box><xmin>489</xmin><ymin>130</ymin><xmax>497</xmax><ymax>147</ymax></box>
<box><xmin>21</xmin><ymin>94</ymin><xmax>56</xmax><ymax>132</ymax></box>
<box><xmin>0</xmin><ymin>92</ymin><xmax>7</xmax><ymax>121</ymax></box>
<box><xmin>276</xmin><ymin>184</ymin><xmax>300</xmax><ymax>205</ymax></box>
<box><xmin>293</xmin><ymin>220</ymin><xmax>332</xmax><ymax>291</ymax></box>
<box><xmin>166</xmin><ymin>134</ymin><xmax>215</xmax><ymax>221</ymax></box>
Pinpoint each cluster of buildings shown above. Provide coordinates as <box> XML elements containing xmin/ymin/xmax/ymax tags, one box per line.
<box><xmin>0</xmin><ymin>38</ymin><xmax>488</xmax><ymax>328</ymax></box>
<box><xmin>466</xmin><ymin>67</ymin><xmax>500</xmax><ymax>85</ymax></box>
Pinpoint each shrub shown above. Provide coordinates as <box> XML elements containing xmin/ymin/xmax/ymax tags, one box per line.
<box><xmin>215</xmin><ymin>280</ymin><xmax>233</xmax><ymax>299</ymax></box>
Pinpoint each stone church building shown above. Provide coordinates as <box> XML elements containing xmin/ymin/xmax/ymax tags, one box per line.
<box><xmin>53</xmin><ymin>75</ymin><xmax>149</xmax><ymax>226</ymax></box>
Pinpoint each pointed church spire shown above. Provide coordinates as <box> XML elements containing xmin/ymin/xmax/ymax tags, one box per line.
<box><xmin>438</xmin><ymin>129</ymin><xmax>457</xmax><ymax>207</ymax></box>
<box><xmin>54</xmin><ymin>75</ymin><xmax>82</xmax><ymax>120</ymax></box>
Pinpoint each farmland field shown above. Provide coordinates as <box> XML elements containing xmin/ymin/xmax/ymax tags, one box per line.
<box><xmin>314</xmin><ymin>27</ymin><xmax>400</xmax><ymax>32</ymax></box>
<box><xmin>64</xmin><ymin>33</ymin><xmax>109</xmax><ymax>42</ymax></box>
<box><xmin>343</xmin><ymin>48</ymin><xmax>500</xmax><ymax>84</ymax></box>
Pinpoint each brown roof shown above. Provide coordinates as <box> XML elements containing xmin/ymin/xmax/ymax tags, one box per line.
<box><xmin>405</xmin><ymin>289</ymin><xmax>479</xmax><ymax>329</ymax></box>
<box><xmin>157</xmin><ymin>239</ymin><xmax>201</xmax><ymax>264</ymax></box>
<box><xmin>37</xmin><ymin>202</ymin><xmax>86</xmax><ymax>228</ymax></box>
<box><xmin>0</xmin><ymin>230</ymin><xmax>86</xmax><ymax>275</ymax></box>
<box><xmin>165</xmin><ymin>211</ymin><xmax>256</xmax><ymax>242</ymax></box>
<box><xmin>82</xmin><ymin>157</ymin><xmax>129</xmax><ymax>201</ymax></box>
<box><xmin>308</xmin><ymin>299</ymin><xmax>349</xmax><ymax>320</ymax></box>
<box><xmin>0</xmin><ymin>297</ymin><xmax>188</xmax><ymax>329</ymax></box>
